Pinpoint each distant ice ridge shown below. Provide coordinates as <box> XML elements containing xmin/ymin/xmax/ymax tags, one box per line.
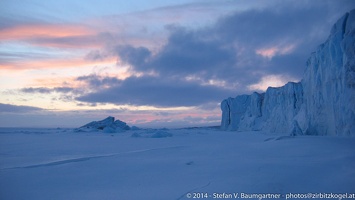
<box><xmin>76</xmin><ymin>116</ymin><xmax>131</xmax><ymax>133</ymax></box>
<box><xmin>221</xmin><ymin>10</ymin><xmax>355</xmax><ymax>136</ymax></box>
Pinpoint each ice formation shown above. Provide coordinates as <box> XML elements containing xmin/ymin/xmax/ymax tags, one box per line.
<box><xmin>221</xmin><ymin>10</ymin><xmax>355</xmax><ymax>136</ymax></box>
<box><xmin>76</xmin><ymin>116</ymin><xmax>131</xmax><ymax>133</ymax></box>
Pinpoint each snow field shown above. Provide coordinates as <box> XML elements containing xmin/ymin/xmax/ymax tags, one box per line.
<box><xmin>0</xmin><ymin>128</ymin><xmax>354</xmax><ymax>200</ymax></box>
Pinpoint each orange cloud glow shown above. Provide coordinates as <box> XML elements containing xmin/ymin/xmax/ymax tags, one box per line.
<box><xmin>0</xmin><ymin>23</ymin><xmax>95</xmax><ymax>40</ymax></box>
<box><xmin>256</xmin><ymin>47</ymin><xmax>278</xmax><ymax>59</ymax></box>
<box><xmin>0</xmin><ymin>23</ymin><xmax>103</xmax><ymax>49</ymax></box>
<box><xmin>0</xmin><ymin>56</ymin><xmax>117</xmax><ymax>70</ymax></box>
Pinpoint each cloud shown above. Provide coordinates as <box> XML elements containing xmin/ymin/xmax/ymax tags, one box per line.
<box><xmin>116</xmin><ymin>27</ymin><xmax>237</xmax><ymax>80</ymax></box>
<box><xmin>0</xmin><ymin>21</ymin><xmax>109</xmax><ymax>50</ymax></box>
<box><xmin>0</xmin><ymin>103</ymin><xmax>43</xmax><ymax>113</ymax></box>
<box><xmin>85</xmin><ymin>50</ymin><xmax>110</xmax><ymax>61</ymax></box>
<box><xmin>28</xmin><ymin>35</ymin><xmax>102</xmax><ymax>49</ymax></box>
<box><xmin>73</xmin><ymin>1</ymin><xmax>355</xmax><ymax>108</ymax></box>
<box><xmin>256</xmin><ymin>44</ymin><xmax>295</xmax><ymax>59</ymax></box>
<box><xmin>116</xmin><ymin>45</ymin><xmax>151</xmax><ymax>68</ymax></box>
<box><xmin>76</xmin><ymin>74</ymin><xmax>122</xmax><ymax>88</ymax></box>
<box><xmin>76</xmin><ymin>75</ymin><xmax>233</xmax><ymax>107</ymax></box>
<box><xmin>21</xmin><ymin>87</ymin><xmax>74</xmax><ymax>94</ymax></box>
<box><xmin>5</xmin><ymin>1</ymin><xmax>355</xmax><ymax>111</ymax></box>
<box><xmin>2</xmin><ymin>1</ymin><xmax>354</xmax><ymax>128</ymax></box>
<box><xmin>116</xmin><ymin>3</ymin><xmax>341</xmax><ymax>84</ymax></box>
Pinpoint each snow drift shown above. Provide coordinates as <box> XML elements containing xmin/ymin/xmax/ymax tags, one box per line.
<box><xmin>221</xmin><ymin>10</ymin><xmax>355</xmax><ymax>136</ymax></box>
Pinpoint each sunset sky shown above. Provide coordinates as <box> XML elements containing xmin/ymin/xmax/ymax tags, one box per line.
<box><xmin>1</xmin><ymin>0</ymin><xmax>354</xmax><ymax>128</ymax></box>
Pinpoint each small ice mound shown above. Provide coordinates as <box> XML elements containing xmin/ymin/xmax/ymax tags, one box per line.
<box><xmin>103</xmin><ymin>126</ymin><xmax>116</xmax><ymax>133</ymax></box>
<box><xmin>76</xmin><ymin>116</ymin><xmax>131</xmax><ymax>133</ymax></box>
<box><xmin>103</xmin><ymin>126</ymin><xmax>126</xmax><ymax>133</ymax></box>
<box><xmin>150</xmin><ymin>130</ymin><xmax>173</xmax><ymax>138</ymax></box>
<box><xmin>113</xmin><ymin>120</ymin><xmax>130</xmax><ymax>131</ymax></box>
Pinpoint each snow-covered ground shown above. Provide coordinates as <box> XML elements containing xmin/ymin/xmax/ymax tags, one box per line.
<box><xmin>0</xmin><ymin>127</ymin><xmax>354</xmax><ymax>200</ymax></box>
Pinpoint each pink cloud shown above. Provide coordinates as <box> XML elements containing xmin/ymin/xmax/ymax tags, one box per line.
<box><xmin>256</xmin><ymin>44</ymin><xmax>296</xmax><ymax>59</ymax></box>
<box><xmin>0</xmin><ymin>57</ymin><xmax>116</xmax><ymax>70</ymax></box>
<box><xmin>0</xmin><ymin>23</ymin><xmax>94</xmax><ymax>40</ymax></box>
<box><xmin>0</xmin><ymin>23</ymin><xmax>103</xmax><ymax>49</ymax></box>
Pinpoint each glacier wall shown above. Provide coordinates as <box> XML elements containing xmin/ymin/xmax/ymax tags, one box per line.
<box><xmin>221</xmin><ymin>10</ymin><xmax>355</xmax><ymax>136</ymax></box>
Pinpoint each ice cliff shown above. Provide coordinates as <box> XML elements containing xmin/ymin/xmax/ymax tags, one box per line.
<box><xmin>221</xmin><ymin>10</ymin><xmax>355</xmax><ymax>136</ymax></box>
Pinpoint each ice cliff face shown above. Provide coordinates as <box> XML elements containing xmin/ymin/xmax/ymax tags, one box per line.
<box><xmin>221</xmin><ymin>10</ymin><xmax>355</xmax><ymax>136</ymax></box>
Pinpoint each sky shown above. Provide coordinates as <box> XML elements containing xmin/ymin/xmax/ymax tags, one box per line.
<box><xmin>0</xmin><ymin>0</ymin><xmax>354</xmax><ymax>128</ymax></box>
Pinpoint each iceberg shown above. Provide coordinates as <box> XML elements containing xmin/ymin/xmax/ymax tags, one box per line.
<box><xmin>221</xmin><ymin>10</ymin><xmax>355</xmax><ymax>136</ymax></box>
